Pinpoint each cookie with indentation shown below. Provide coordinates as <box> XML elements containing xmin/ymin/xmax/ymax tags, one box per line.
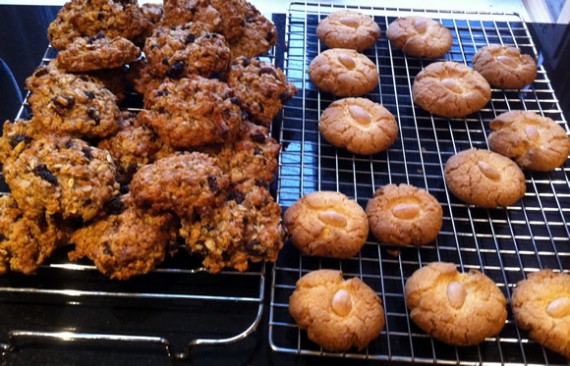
<box><xmin>405</xmin><ymin>262</ymin><xmax>507</xmax><ymax>346</ymax></box>
<box><xmin>412</xmin><ymin>61</ymin><xmax>491</xmax><ymax>118</ymax></box>
<box><xmin>365</xmin><ymin>183</ymin><xmax>442</xmax><ymax>246</ymax></box>
<box><xmin>444</xmin><ymin>148</ymin><xmax>526</xmax><ymax>208</ymax></box>
<box><xmin>319</xmin><ymin>97</ymin><xmax>398</xmax><ymax>155</ymax></box>
<box><xmin>472</xmin><ymin>45</ymin><xmax>537</xmax><ymax>89</ymax></box>
<box><xmin>309</xmin><ymin>48</ymin><xmax>378</xmax><ymax>97</ymax></box>
<box><xmin>511</xmin><ymin>269</ymin><xmax>570</xmax><ymax>358</ymax></box>
<box><xmin>316</xmin><ymin>10</ymin><xmax>381</xmax><ymax>52</ymax></box>
<box><xmin>488</xmin><ymin>111</ymin><xmax>570</xmax><ymax>172</ymax></box>
<box><xmin>289</xmin><ymin>269</ymin><xmax>384</xmax><ymax>352</ymax></box>
<box><xmin>283</xmin><ymin>191</ymin><xmax>369</xmax><ymax>258</ymax></box>
<box><xmin>386</xmin><ymin>16</ymin><xmax>452</xmax><ymax>58</ymax></box>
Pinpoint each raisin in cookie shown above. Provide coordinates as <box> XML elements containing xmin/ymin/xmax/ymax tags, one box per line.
<box><xmin>412</xmin><ymin>61</ymin><xmax>491</xmax><ymax>118</ymax></box>
<box><xmin>139</xmin><ymin>76</ymin><xmax>242</xmax><ymax>148</ymax></box>
<box><xmin>488</xmin><ymin>110</ymin><xmax>570</xmax><ymax>172</ymax></box>
<box><xmin>2</xmin><ymin>136</ymin><xmax>119</xmax><ymax>221</ymax></box>
<box><xmin>69</xmin><ymin>194</ymin><xmax>178</xmax><ymax>280</ymax></box>
<box><xmin>472</xmin><ymin>45</ymin><xmax>537</xmax><ymax>89</ymax></box>
<box><xmin>386</xmin><ymin>16</ymin><xmax>452</xmax><ymax>58</ymax></box>
<box><xmin>405</xmin><ymin>262</ymin><xmax>507</xmax><ymax>346</ymax></box>
<box><xmin>317</xmin><ymin>10</ymin><xmax>381</xmax><ymax>52</ymax></box>
<box><xmin>289</xmin><ymin>269</ymin><xmax>385</xmax><ymax>352</ymax></box>
<box><xmin>283</xmin><ymin>191</ymin><xmax>369</xmax><ymax>259</ymax></box>
<box><xmin>511</xmin><ymin>269</ymin><xmax>570</xmax><ymax>358</ymax></box>
<box><xmin>444</xmin><ymin>148</ymin><xmax>526</xmax><ymax>208</ymax></box>
<box><xmin>224</xmin><ymin>56</ymin><xmax>297</xmax><ymax>126</ymax></box>
<box><xmin>180</xmin><ymin>182</ymin><xmax>282</xmax><ymax>273</ymax></box>
<box><xmin>129</xmin><ymin>152</ymin><xmax>229</xmax><ymax>217</ymax></box>
<box><xmin>319</xmin><ymin>97</ymin><xmax>398</xmax><ymax>155</ymax></box>
<box><xmin>366</xmin><ymin>184</ymin><xmax>442</xmax><ymax>247</ymax></box>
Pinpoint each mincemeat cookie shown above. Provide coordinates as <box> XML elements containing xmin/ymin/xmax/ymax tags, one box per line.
<box><xmin>2</xmin><ymin>136</ymin><xmax>119</xmax><ymax>221</ymax></box>
<box><xmin>139</xmin><ymin>75</ymin><xmax>242</xmax><ymax>148</ymax></box>
<box><xmin>365</xmin><ymin>183</ymin><xmax>442</xmax><ymax>246</ymax></box>
<box><xmin>319</xmin><ymin>97</ymin><xmax>398</xmax><ymax>155</ymax></box>
<box><xmin>129</xmin><ymin>152</ymin><xmax>229</xmax><ymax>217</ymax></box>
<box><xmin>511</xmin><ymin>269</ymin><xmax>570</xmax><ymax>359</ymax></box>
<box><xmin>386</xmin><ymin>16</ymin><xmax>452</xmax><ymax>58</ymax></box>
<box><xmin>69</xmin><ymin>194</ymin><xmax>178</xmax><ymax>280</ymax></box>
<box><xmin>309</xmin><ymin>48</ymin><xmax>379</xmax><ymax>97</ymax></box>
<box><xmin>56</xmin><ymin>34</ymin><xmax>141</xmax><ymax>72</ymax></box>
<box><xmin>0</xmin><ymin>195</ymin><xmax>66</xmax><ymax>275</ymax></box>
<box><xmin>227</xmin><ymin>12</ymin><xmax>277</xmax><ymax>59</ymax></box>
<box><xmin>161</xmin><ymin>0</ymin><xmax>222</xmax><ymax>33</ymax></box>
<box><xmin>488</xmin><ymin>110</ymin><xmax>570</xmax><ymax>172</ymax></box>
<box><xmin>224</xmin><ymin>56</ymin><xmax>297</xmax><ymax>126</ymax></box>
<box><xmin>316</xmin><ymin>10</ymin><xmax>381</xmax><ymax>52</ymax></box>
<box><xmin>472</xmin><ymin>44</ymin><xmax>537</xmax><ymax>89</ymax></box>
<box><xmin>289</xmin><ymin>269</ymin><xmax>385</xmax><ymax>352</ymax></box>
<box><xmin>405</xmin><ymin>262</ymin><xmax>507</xmax><ymax>346</ymax></box>
<box><xmin>180</xmin><ymin>182</ymin><xmax>282</xmax><ymax>273</ymax></box>
<box><xmin>283</xmin><ymin>191</ymin><xmax>369</xmax><ymax>259</ymax></box>
<box><xmin>143</xmin><ymin>23</ymin><xmax>230</xmax><ymax>79</ymax></box>
<box><xmin>444</xmin><ymin>148</ymin><xmax>526</xmax><ymax>208</ymax></box>
<box><xmin>412</xmin><ymin>61</ymin><xmax>491</xmax><ymax>118</ymax></box>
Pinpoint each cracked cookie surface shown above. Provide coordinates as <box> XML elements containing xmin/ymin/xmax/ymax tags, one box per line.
<box><xmin>472</xmin><ymin>44</ymin><xmax>536</xmax><ymax>89</ymax></box>
<box><xmin>386</xmin><ymin>16</ymin><xmax>452</xmax><ymax>58</ymax></box>
<box><xmin>317</xmin><ymin>10</ymin><xmax>380</xmax><ymax>52</ymax></box>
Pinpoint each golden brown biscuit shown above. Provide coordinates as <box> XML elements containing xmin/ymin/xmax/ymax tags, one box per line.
<box><xmin>318</xmin><ymin>98</ymin><xmax>398</xmax><ymax>155</ymax></box>
<box><xmin>405</xmin><ymin>262</ymin><xmax>507</xmax><ymax>346</ymax></box>
<box><xmin>289</xmin><ymin>269</ymin><xmax>384</xmax><ymax>352</ymax></box>
<box><xmin>412</xmin><ymin>61</ymin><xmax>491</xmax><ymax>118</ymax></box>
<box><xmin>472</xmin><ymin>44</ymin><xmax>537</xmax><ymax>89</ymax></box>
<box><xmin>444</xmin><ymin>148</ymin><xmax>526</xmax><ymax>208</ymax></box>
<box><xmin>386</xmin><ymin>16</ymin><xmax>452</xmax><ymax>58</ymax></box>
<box><xmin>511</xmin><ymin>269</ymin><xmax>570</xmax><ymax>359</ymax></box>
<box><xmin>308</xmin><ymin>48</ymin><xmax>378</xmax><ymax>97</ymax></box>
<box><xmin>488</xmin><ymin>110</ymin><xmax>570</xmax><ymax>172</ymax></box>
<box><xmin>365</xmin><ymin>183</ymin><xmax>442</xmax><ymax>246</ymax></box>
<box><xmin>283</xmin><ymin>191</ymin><xmax>369</xmax><ymax>258</ymax></box>
<box><xmin>316</xmin><ymin>10</ymin><xmax>381</xmax><ymax>52</ymax></box>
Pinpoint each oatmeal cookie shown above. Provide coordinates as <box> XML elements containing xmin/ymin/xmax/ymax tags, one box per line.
<box><xmin>161</xmin><ymin>0</ymin><xmax>221</xmax><ymax>32</ymax></box>
<box><xmin>405</xmin><ymin>262</ymin><xmax>507</xmax><ymax>346</ymax></box>
<box><xmin>227</xmin><ymin>13</ymin><xmax>277</xmax><ymax>59</ymax></box>
<box><xmin>210</xmin><ymin>0</ymin><xmax>252</xmax><ymax>41</ymax></box>
<box><xmin>144</xmin><ymin>23</ymin><xmax>230</xmax><ymax>79</ymax></box>
<box><xmin>125</xmin><ymin>59</ymin><xmax>163</xmax><ymax>100</ymax></box>
<box><xmin>180</xmin><ymin>182</ymin><xmax>282</xmax><ymax>273</ymax></box>
<box><xmin>289</xmin><ymin>269</ymin><xmax>385</xmax><ymax>352</ymax></box>
<box><xmin>139</xmin><ymin>75</ymin><xmax>242</xmax><ymax>148</ymax></box>
<box><xmin>0</xmin><ymin>194</ymin><xmax>66</xmax><ymax>275</ymax></box>
<box><xmin>56</xmin><ymin>34</ymin><xmax>141</xmax><ymax>72</ymax></box>
<box><xmin>412</xmin><ymin>61</ymin><xmax>491</xmax><ymax>118</ymax></box>
<box><xmin>0</xmin><ymin>118</ymin><xmax>46</xmax><ymax>165</ymax></box>
<box><xmin>129</xmin><ymin>152</ymin><xmax>229</xmax><ymax>217</ymax></box>
<box><xmin>488</xmin><ymin>110</ymin><xmax>570</xmax><ymax>172</ymax></box>
<box><xmin>69</xmin><ymin>194</ymin><xmax>178</xmax><ymax>280</ymax></box>
<box><xmin>511</xmin><ymin>269</ymin><xmax>570</xmax><ymax>358</ymax></box>
<box><xmin>472</xmin><ymin>45</ymin><xmax>537</xmax><ymax>89</ymax></box>
<box><xmin>2</xmin><ymin>135</ymin><xmax>119</xmax><ymax>221</ymax></box>
<box><xmin>317</xmin><ymin>10</ymin><xmax>381</xmax><ymax>52</ymax></box>
<box><xmin>224</xmin><ymin>56</ymin><xmax>297</xmax><ymax>126</ymax></box>
<box><xmin>386</xmin><ymin>16</ymin><xmax>452</xmax><ymax>58</ymax></box>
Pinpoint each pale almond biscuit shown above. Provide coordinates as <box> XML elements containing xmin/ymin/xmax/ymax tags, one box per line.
<box><xmin>405</xmin><ymin>262</ymin><xmax>507</xmax><ymax>346</ymax></box>
<box><xmin>365</xmin><ymin>183</ymin><xmax>442</xmax><ymax>247</ymax></box>
<box><xmin>472</xmin><ymin>44</ymin><xmax>537</xmax><ymax>89</ymax></box>
<box><xmin>283</xmin><ymin>191</ymin><xmax>369</xmax><ymax>258</ymax></box>
<box><xmin>319</xmin><ymin>97</ymin><xmax>398</xmax><ymax>155</ymax></box>
<box><xmin>289</xmin><ymin>269</ymin><xmax>384</xmax><ymax>352</ymax></box>
<box><xmin>488</xmin><ymin>110</ymin><xmax>570</xmax><ymax>172</ymax></box>
<box><xmin>308</xmin><ymin>48</ymin><xmax>378</xmax><ymax>97</ymax></box>
<box><xmin>511</xmin><ymin>270</ymin><xmax>570</xmax><ymax>358</ymax></box>
<box><xmin>386</xmin><ymin>16</ymin><xmax>452</xmax><ymax>58</ymax></box>
<box><xmin>412</xmin><ymin>61</ymin><xmax>491</xmax><ymax>118</ymax></box>
<box><xmin>316</xmin><ymin>10</ymin><xmax>381</xmax><ymax>52</ymax></box>
<box><xmin>444</xmin><ymin>148</ymin><xmax>526</xmax><ymax>208</ymax></box>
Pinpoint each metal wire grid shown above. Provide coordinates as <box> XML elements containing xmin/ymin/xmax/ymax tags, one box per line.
<box><xmin>0</xmin><ymin>45</ymin><xmax>275</xmax><ymax>361</ymax></box>
<box><xmin>269</xmin><ymin>2</ymin><xmax>570</xmax><ymax>365</ymax></box>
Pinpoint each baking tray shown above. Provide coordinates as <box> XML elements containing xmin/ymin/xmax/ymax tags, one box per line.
<box><xmin>269</xmin><ymin>2</ymin><xmax>570</xmax><ymax>365</ymax></box>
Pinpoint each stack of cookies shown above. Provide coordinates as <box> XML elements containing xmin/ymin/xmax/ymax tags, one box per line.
<box><xmin>0</xmin><ymin>0</ymin><xmax>298</xmax><ymax>279</ymax></box>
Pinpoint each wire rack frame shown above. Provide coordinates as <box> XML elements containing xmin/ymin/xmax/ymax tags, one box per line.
<box><xmin>269</xmin><ymin>2</ymin><xmax>570</xmax><ymax>365</ymax></box>
<box><xmin>0</xmin><ymin>44</ymin><xmax>278</xmax><ymax>361</ymax></box>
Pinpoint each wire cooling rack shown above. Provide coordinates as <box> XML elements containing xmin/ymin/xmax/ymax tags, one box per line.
<box><xmin>269</xmin><ymin>2</ymin><xmax>570</xmax><ymax>365</ymax></box>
